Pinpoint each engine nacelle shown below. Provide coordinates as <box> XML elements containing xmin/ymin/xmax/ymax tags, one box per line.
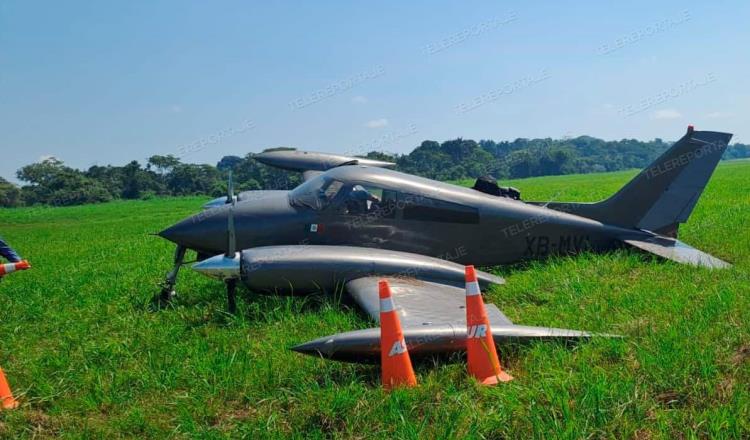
<box><xmin>239</xmin><ymin>245</ymin><xmax>503</xmax><ymax>294</ymax></box>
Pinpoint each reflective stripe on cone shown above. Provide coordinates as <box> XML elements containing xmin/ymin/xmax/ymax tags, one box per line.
<box><xmin>0</xmin><ymin>260</ymin><xmax>31</xmax><ymax>276</ymax></box>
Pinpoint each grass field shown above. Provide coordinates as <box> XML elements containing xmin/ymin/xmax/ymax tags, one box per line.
<box><xmin>1</xmin><ymin>161</ymin><xmax>749</xmax><ymax>438</ymax></box>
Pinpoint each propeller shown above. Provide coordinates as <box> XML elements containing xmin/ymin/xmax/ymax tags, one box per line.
<box><xmin>226</xmin><ymin>170</ymin><xmax>237</xmax><ymax>257</ymax></box>
<box><xmin>225</xmin><ymin>170</ymin><xmax>238</xmax><ymax>312</ymax></box>
<box><xmin>191</xmin><ymin>171</ymin><xmax>242</xmax><ymax>312</ymax></box>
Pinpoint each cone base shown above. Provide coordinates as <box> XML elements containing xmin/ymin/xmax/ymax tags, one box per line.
<box><xmin>1</xmin><ymin>398</ymin><xmax>19</xmax><ymax>410</ymax></box>
<box><xmin>383</xmin><ymin>376</ymin><xmax>418</xmax><ymax>391</ymax></box>
<box><xmin>477</xmin><ymin>371</ymin><xmax>514</xmax><ymax>386</ymax></box>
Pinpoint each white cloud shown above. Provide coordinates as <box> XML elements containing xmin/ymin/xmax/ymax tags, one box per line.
<box><xmin>706</xmin><ymin>111</ymin><xmax>731</xmax><ymax>119</ymax></box>
<box><xmin>39</xmin><ymin>154</ymin><xmax>57</xmax><ymax>162</ymax></box>
<box><xmin>365</xmin><ymin>118</ymin><xmax>388</xmax><ymax>128</ymax></box>
<box><xmin>651</xmin><ymin>109</ymin><xmax>682</xmax><ymax>120</ymax></box>
<box><xmin>352</xmin><ymin>95</ymin><xmax>368</xmax><ymax>104</ymax></box>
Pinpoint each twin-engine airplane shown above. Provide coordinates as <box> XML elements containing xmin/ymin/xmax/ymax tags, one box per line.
<box><xmin>157</xmin><ymin>126</ymin><xmax>732</xmax><ymax>363</ymax></box>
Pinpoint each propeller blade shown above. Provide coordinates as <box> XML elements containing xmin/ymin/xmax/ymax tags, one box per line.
<box><xmin>227</xmin><ymin>205</ymin><xmax>236</xmax><ymax>256</ymax></box>
<box><xmin>227</xmin><ymin>170</ymin><xmax>235</xmax><ymax>203</ymax></box>
<box><xmin>226</xmin><ymin>170</ymin><xmax>237</xmax><ymax>257</ymax></box>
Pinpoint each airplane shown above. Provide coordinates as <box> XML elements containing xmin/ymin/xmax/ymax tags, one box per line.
<box><xmin>156</xmin><ymin>126</ymin><xmax>732</xmax><ymax>362</ymax></box>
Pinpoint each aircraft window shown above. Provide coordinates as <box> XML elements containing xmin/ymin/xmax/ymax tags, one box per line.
<box><xmin>380</xmin><ymin>190</ymin><xmax>398</xmax><ymax>219</ymax></box>
<box><xmin>289</xmin><ymin>175</ymin><xmax>345</xmax><ymax>210</ymax></box>
<box><xmin>324</xmin><ymin>180</ymin><xmax>344</xmax><ymax>199</ymax></box>
<box><xmin>402</xmin><ymin>195</ymin><xmax>479</xmax><ymax>224</ymax></box>
<box><xmin>341</xmin><ymin>185</ymin><xmax>397</xmax><ymax>219</ymax></box>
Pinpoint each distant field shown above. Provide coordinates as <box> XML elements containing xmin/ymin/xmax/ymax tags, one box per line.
<box><xmin>1</xmin><ymin>161</ymin><xmax>748</xmax><ymax>438</ymax></box>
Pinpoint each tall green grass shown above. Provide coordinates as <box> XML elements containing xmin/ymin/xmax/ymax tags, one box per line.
<box><xmin>0</xmin><ymin>162</ymin><xmax>748</xmax><ymax>438</ymax></box>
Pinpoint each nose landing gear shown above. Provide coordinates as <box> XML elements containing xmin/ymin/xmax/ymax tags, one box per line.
<box><xmin>154</xmin><ymin>245</ymin><xmax>186</xmax><ymax>308</ymax></box>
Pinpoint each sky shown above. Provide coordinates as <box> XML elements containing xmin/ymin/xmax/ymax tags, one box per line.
<box><xmin>1</xmin><ymin>1</ymin><xmax>749</xmax><ymax>182</ymax></box>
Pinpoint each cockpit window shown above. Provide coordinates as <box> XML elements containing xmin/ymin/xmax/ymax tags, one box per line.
<box><xmin>289</xmin><ymin>175</ymin><xmax>345</xmax><ymax>210</ymax></box>
<box><xmin>324</xmin><ymin>180</ymin><xmax>344</xmax><ymax>200</ymax></box>
<box><xmin>402</xmin><ymin>194</ymin><xmax>479</xmax><ymax>224</ymax></box>
<box><xmin>337</xmin><ymin>185</ymin><xmax>397</xmax><ymax>218</ymax></box>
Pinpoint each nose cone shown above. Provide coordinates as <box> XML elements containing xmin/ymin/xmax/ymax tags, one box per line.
<box><xmin>158</xmin><ymin>206</ymin><xmax>229</xmax><ymax>252</ymax></box>
<box><xmin>202</xmin><ymin>196</ymin><xmax>229</xmax><ymax>210</ymax></box>
<box><xmin>160</xmin><ymin>190</ymin><xmax>298</xmax><ymax>253</ymax></box>
<box><xmin>291</xmin><ymin>328</ymin><xmax>383</xmax><ymax>363</ymax></box>
<box><xmin>291</xmin><ymin>336</ymin><xmax>336</xmax><ymax>358</ymax></box>
<box><xmin>192</xmin><ymin>253</ymin><xmax>241</xmax><ymax>280</ymax></box>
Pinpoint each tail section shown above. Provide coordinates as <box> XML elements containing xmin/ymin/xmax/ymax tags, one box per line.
<box><xmin>546</xmin><ymin>126</ymin><xmax>732</xmax><ymax>235</ymax></box>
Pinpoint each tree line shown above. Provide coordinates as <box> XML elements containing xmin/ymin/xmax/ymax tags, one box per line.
<box><xmin>2</xmin><ymin>136</ymin><xmax>748</xmax><ymax>208</ymax></box>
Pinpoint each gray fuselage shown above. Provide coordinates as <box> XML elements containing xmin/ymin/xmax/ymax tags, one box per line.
<box><xmin>160</xmin><ymin>165</ymin><xmax>648</xmax><ymax>265</ymax></box>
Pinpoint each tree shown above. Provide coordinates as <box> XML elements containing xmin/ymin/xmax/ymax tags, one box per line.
<box><xmin>232</xmin><ymin>153</ymin><xmax>300</xmax><ymax>191</ymax></box>
<box><xmin>120</xmin><ymin>161</ymin><xmax>164</xmax><ymax>199</ymax></box>
<box><xmin>0</xmin><ymin>177</ymin><xmax>21</xmax><ymax>207</ymax></box>
<box><xmin>217</xmin><ymin>155</ymin><xmax>243</xmax><ymax>171</ymax></box>
<box><xmin>85</xmin><ymin>165</ymin><xmax>124</xmax><ymax>198</ymax></box>
<box><xmin>167</xmin><ymin>163</ymin><xmax>223</xmax><ymax>196</ymax></box>
<box><xmin>8</xmin><ymin>135</ymin><xmax>750</xmax><ymax>207</ymax></box>
<box><xmin>16</xmin><ymin>158</ymin><xmax>111</xmax><ymax>206</ymax></box>
<box><xmin>148</xmin><ymin>155</ymin><xmax>181</xmax><ymax>175</ymax></box>
<box><xmin>363</xmin><ymin>151</ymin><xmax>397</xmax><ymax>163</ymax></box>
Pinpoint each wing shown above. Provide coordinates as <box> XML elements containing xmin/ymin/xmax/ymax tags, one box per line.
<box><xmin>192</xmin><ymin>244</ymin><xmax>604</xmax><ymax>362</ymax></box>
<box><xmin>292</xmin><ymin>275</ymin><xmax>601</xmax><ymax>362</ymax></box>
<box><xmin>623</xmin><ymin>235</ymin><xmax>730</xmax><ymax>269</ymax></box>
<box><xmin>347</xmin><ymin>276</ymin><xmax>512</xmax><ymax>327</ymax></box>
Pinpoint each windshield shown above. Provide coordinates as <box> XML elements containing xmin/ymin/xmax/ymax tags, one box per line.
<box><xmin>289</xmin><ymin>175</ymin><xmax>345</xmax><ymax>210</ymax></box>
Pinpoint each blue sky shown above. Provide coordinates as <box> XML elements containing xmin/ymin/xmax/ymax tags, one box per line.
<box><xmin>1</xmin><ymin>1</ymin><xmax>748</xmax><ymax>182</ymax></box>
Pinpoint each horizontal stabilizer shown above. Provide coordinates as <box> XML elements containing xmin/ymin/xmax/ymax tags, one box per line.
<box><xmin>624</xmin><ymin>236</ymin><xmax>730</xmax><ymax>269</ymax></box>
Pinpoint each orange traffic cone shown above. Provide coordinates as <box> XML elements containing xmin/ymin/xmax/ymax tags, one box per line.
<box><xmin>465</xmin><ymin>265</ymin><xmax>513</xmax><ymax>385</ymax></box>
<box><xmin>379</xmin><ymin>279</ymin><xmax>417</xmax><ymax>390</ymax></box>
<box><xmin>0</xmin><ymin>260</ymin><xmax>31</xmax><ymax>276</ymax></box>
<box><xmin>0</xmin><ymin>367</ymin><xmax>19</xmax><ymax>410</ymax></box>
